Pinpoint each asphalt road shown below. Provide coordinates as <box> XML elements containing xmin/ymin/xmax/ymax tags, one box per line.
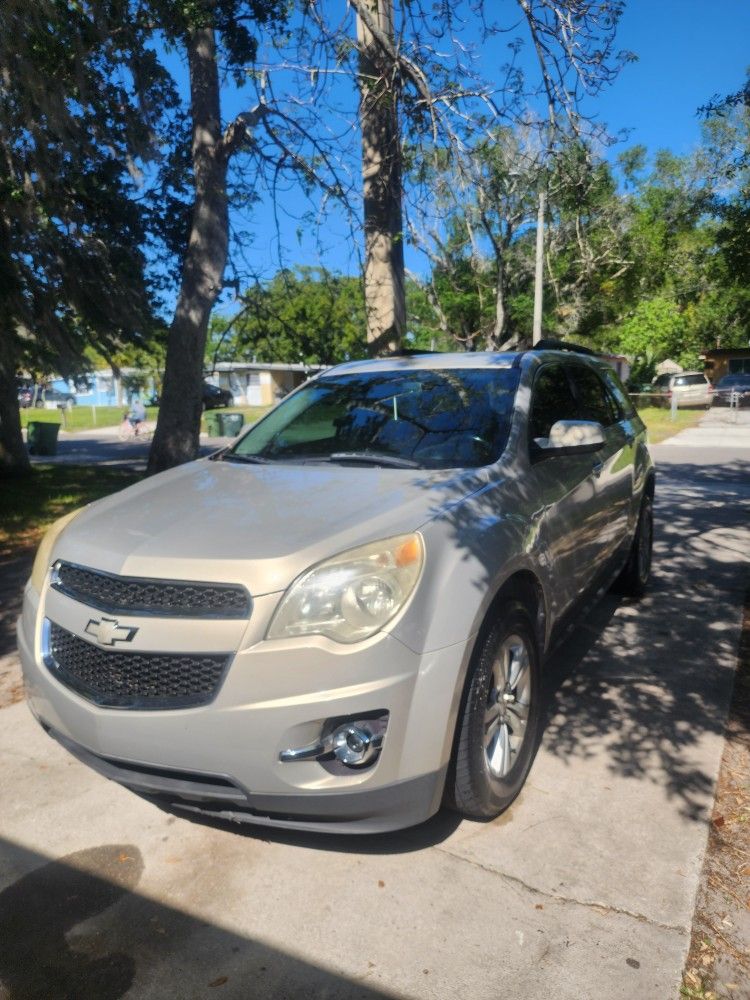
<box><xmin>27</xmin><ymin>425</ymin><xmax>228</xmax><ymax>469</ymax></box>
<box><xmin>1</xmin><ymin>419</ymin><xmax>748</xmax><ymax>1000</ymax></box>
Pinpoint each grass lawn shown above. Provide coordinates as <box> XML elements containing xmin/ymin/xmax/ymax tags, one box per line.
<box><xmin>636</xmin><ymin>405</ymin><xmax>705</xmax><ymax>444</ymax></box>
<box><xmin>20</xmin><ymin>405</ymin><xmax>159</xmax><ymax>432</ymax></box>
<box><xmin>0</xmin><ymin>465</ymin><xmax>142</xmax><ymax>558</ymax></box>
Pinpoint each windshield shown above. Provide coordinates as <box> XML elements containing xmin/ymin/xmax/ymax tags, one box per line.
<box><xmin>227</xmin><ymin>367</ymin><xmax>520</xmax><ymax>469</ymax></box>
<box><xmin>718</xmin><ymin>374</ymin><xmax>750</xmax><ymax>387</ymax></box>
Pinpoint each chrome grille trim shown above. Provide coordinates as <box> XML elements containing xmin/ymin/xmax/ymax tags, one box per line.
<box><xmin>42</xmin><ymin>619</ymin><xmax>232</xmax><ymax>710</ymax></box>
<box><xmin>51</xmin><ymin>560</ymin><xmax>251</xmax><ymax>619</ymax></box>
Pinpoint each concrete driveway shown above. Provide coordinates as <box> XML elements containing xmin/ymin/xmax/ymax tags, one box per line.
<box><xmin>1</xmin><ymin>423</ymin><xmax>748</xmax><ymax>1000</ymax></box>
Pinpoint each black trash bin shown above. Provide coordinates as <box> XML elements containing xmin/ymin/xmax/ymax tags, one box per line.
<box><xmin>27</xmin><ymin>421</ymin><xmax>60</xmax><ymax>456</ymax></box>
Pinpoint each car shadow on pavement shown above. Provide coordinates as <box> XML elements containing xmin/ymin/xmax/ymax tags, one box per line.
<box><xmin>0</xmin><ymin>838</ymin><xmax>400</xmax><ymax>1000</ymax></box>
<box><xmin>539</xmin><ymin>469</ymin><xmax>749</xmax><ymax>825</ymax></box>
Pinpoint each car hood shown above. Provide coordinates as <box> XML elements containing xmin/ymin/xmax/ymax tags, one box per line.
<box><xmin>53</xmin><ymin>458</ymin><xmax>484</xmax><ymax>596</ymax></box>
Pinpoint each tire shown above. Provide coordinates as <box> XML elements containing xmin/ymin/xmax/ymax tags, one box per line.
<box><xmin>614</xmin><ymin>494</ymin><xmax>653</xmax><ymax>599</ymax></box>
<box><xmin>448</xmin><ymin>601</ymin><xmax>542</xmax><ymax>820</ymax></box>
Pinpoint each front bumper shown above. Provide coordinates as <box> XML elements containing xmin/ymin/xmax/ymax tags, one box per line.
<box><xmin>39</xmin><ymin>721</ymin><xmax>446</xmax><ymax>834</ymax></box>
<box><xmin>19</xmin><ymin>583</ymin><xmax>468</xmax><ymax>833</ymax></box>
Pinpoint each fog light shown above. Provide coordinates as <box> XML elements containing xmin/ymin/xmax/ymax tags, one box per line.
<box><xmin>332</xmin><ymin>725</ymin><xmax>381</xmax><ymax>767</ymax></box>
<box><xmin>279</xmin><ymin>712</ymin><xmax>388</xmax><ymax>768</ymax></box>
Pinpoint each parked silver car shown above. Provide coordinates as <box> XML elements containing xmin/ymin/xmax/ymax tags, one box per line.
<box><xmin>651</xmin><ymin>371</ymin><xmax>713</xmax><ymax>408</ymax></box>
<box><xmin>19</xmin><ymin>348</ymin><xmax>654</xmax><ymax>833</ymax></box>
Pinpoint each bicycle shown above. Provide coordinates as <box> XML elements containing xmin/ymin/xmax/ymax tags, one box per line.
<box><xmin>117</xmin><ymin>419</ymin><xmax>154</xmax><ymax>442</ymax></box>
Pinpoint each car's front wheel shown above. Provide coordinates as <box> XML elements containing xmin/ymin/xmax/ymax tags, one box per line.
<box><xmin>449</xmin><ymin>601</ymin><xmax>542</xmax><ymax>820</ymax></box>
<box><xmin>614</xmin><ymin>494</ymin><xmax>653</xmax><ymax>599</ymax></box>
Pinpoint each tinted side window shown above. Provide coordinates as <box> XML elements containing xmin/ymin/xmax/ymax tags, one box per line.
<box><xmin>600</xmin><ymin>367</ymin><xmax>636</xmax><ymax>419</ymax></box>
<box><xmin>569</xmin><ymin>365</ymin><xmax>618</xmax><ymax>426</ymax></box>
<box><xmin>529</xmin><ymin>366</ymin><xmax>578</xmax><ymax>440</ymax></box>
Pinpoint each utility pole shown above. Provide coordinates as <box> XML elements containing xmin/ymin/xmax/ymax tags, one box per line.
<box><xmin>532</xmin><ymin>188</ymin><xmax>546</xmax><ymax>344</ymax></box>
<box><xmin>356</xmin><ymin>0</ymin><xmax>405</xmax><ymax>356</ymax></box>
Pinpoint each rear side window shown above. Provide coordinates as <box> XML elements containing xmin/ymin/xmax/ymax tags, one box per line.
<box><xmin>568</xmin><ymin>365</ymin><xmax>619</xmax><ymax>426</ymax></box>
<box><xmin>600</xmin><ymin>367</ymin><xmax>636</xmax><ymax>419</ymax></box>
<box><xmin>529</xmin><ymin>366</ymin><xmax>578</xmax><ymax>440</ymax></box>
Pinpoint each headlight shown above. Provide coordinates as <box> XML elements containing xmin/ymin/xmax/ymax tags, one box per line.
<box><xmin>30</xmin><ymin>509</ymin><xmax>82</xmax><ymax>592</ymax></box>
<box><xmin>267</xmin><ymin>533</ymin><xmax>423</xmax><ymax>644</ymax></box>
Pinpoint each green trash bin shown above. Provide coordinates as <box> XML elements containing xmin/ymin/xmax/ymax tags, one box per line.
<box><xmin>27</xmin><ymin>421</ymin><xmax>60</xmax><ymax>456</ymax></box>
<box><xmin>204</xmin><ymin>412</ymin><xmax>222</xmax><ymax>437</ymax></box>
<box><xmin>221</xmin><ymin>412</ymin><xmax>245</xmax><ymax>437</ymax></box>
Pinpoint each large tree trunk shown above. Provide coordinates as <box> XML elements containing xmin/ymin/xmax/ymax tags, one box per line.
<box><xmin>147</xmin><ymin>26</ymin><xmax>229</xmax><ymax>474</ymax></box>
<box><xmin>489</xmin><ymin>256</ymin><xmax>507</xmax><ymax>349</ymax></box>
<box><xmin>357</xmin><ymin>0</ymin><xmax>405</xmax><ymax>356</ymax></box>
<box><xmin>0</xmin><ymin>332</ymin><xmax>31</xmax><ymax>477</ymax></box>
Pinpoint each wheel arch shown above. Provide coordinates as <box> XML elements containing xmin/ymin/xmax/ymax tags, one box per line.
<box><xmin>644</xmin><ymin>468</ymin><xmax>656</xmax><ymax>501</ymax></box>
<box><xmin>442</xmin><ymin>568</ymin><xmax>547</xmax><ymax>809</ymax></box>
<box><xmin>479</xmin><ymin>569</ymin><xmax>547</xmax><ymax>657</ymax></box>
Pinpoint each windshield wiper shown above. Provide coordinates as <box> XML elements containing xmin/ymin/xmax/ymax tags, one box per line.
<box><xmin>217</xmin><ymin>452</ymin><xmax>273</xmax><ymax>464</ymax></box>
<box><xmin>328</xmin><ymin>451</ymin><xmax>422</xmax><ymax>469</ymax></box>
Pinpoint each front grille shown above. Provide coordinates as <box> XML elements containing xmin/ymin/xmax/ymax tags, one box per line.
<box><xmin>44</xmin><ymin>621</ymin><xmax>231</xmax><ymax>709</ymax></box>
<box><xmin>52</xmin><ymin>561</ymin><xmax>250</xmax><ymax>619</ymax></box>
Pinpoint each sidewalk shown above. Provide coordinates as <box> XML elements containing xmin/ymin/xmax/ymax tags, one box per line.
<box><xmin>659</xmin><ymin>406</ymin><xmax>750</xmax><ymax>449</ymax></box>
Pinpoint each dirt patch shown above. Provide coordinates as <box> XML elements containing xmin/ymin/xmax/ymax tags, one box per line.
<box><xmin>682</xmin><ymin>593</ymin><xmax>750</xmax><ymax>999</ymax></box>
<box><xmin>0</xmin><ymin>548</ymin><xmax>33</xmax><ymax>708</ymax></box>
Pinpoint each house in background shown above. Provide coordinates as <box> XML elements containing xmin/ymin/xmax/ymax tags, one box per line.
<box><xmin>701</xmin><ymin>347</ymin><xmax>750</xmax><ymax>382</ymax></box>
<box><xmin>208</xmin><ymin>362</ymin><xmax>326</xmax><ymax>406</ymax></box>
<box><xmin>43</xmin><ymin>369</ymin><xmax>157</xmax><ymax>407</ymax></box>
<box><xmin>598</xmin><ymin>353</ymin><xmax>631</xmax><ymax>383</ymax></box>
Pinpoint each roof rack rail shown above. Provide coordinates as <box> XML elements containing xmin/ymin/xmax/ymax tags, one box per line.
<box><xmin>383</xmin><ymin>348</ymin><xmax>441</xmax><ymax>357</ymax></box>
<box><xmin>531</xmin><ymin>338</ymin><xmax>596</xmax><ymax>357</ymax></box>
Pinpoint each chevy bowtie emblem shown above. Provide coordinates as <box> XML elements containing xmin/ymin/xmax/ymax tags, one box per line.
<box><xmin>84</xmin><ymin>616</ymin><xmax>138</xmax><ymax>647</ymax></box>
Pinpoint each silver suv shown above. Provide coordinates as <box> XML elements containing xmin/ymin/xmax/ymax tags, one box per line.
<box><xmin>19</xmin><ymin>348</ymin><xmax>654</xmax><ymax>833</ymax></box>
<box><xmin>652</xmin><ymin>371</ymin><xmax>712</xmax><ymax>408</ymax></box>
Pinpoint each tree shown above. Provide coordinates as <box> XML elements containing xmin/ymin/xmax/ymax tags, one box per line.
<box><xmin>408</xmin><ymin>130</ymin><xmax>542</xmax><ymax>350</ymax></box>
<box><xmin>0</xmin><ymin>0</ymin><xmax>177</xmax><ymax>475</ymax></box>
<box><xmin>354</xmin><ymin>0</ymin><xmax>405</xmax><ymax>354</ymax></box>
<box><xmin>207</xmin><ymin>268</ymin><xmax>367</xmax><ymax>366</ymax></box>
<box><xmin>258</xmin><ymin>0</ymin><xmax>632</xmax><ymax>359</ymax></box>
<box><xmin>146</xmin><ymin>2</ymin><xmax>288</xmax><ymax>473</ymax></box>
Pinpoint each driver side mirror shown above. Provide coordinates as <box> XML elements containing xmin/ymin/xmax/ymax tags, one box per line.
<box><xmin>531</xmin><ymin>419</ymin><xmax>605</xmax><ymax>460</ymax></box>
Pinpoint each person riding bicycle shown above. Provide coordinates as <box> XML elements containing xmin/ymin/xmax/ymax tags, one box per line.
<box><xmin>127</xmin><ymin>397</ymin><xmax>146</xmax><ymax>435</ymax></box>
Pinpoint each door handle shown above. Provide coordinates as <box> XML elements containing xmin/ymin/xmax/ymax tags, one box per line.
<box><xmin>592</xmin><ymin>460</ymin><xmax>604</xmax><ymax>478</ymax></box>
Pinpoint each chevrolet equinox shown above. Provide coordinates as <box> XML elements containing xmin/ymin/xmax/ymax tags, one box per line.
<box><xmin>19</xmin><ymin>347</ymin><xmax>654</xmax><ymax>833</ymax></box>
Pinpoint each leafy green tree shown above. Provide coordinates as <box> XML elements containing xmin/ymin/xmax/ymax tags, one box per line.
<box><xmin>208</xmin><ymin>268</ymin><xmax>368</xmax><ymax>367</ymax></box>
<box><xmin>618</xmin><ymin>297</ymin><xmax>687</xmax><ymax>361</ymax></box>
<box><xmin>0</xmin><ymin>0</ymin><xmax>178</xmax><ymax>475</ymax></box>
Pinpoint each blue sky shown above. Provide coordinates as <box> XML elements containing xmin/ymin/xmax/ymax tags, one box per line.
<box><xmin>592</xmin><ymin>0</ymin><xmax>750</xmax><ymax>156</ymax></box>
<box><xmin>163</xmin><ymin>1</ymin><xmax>750</xmax><ymax>292</ymax></box>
